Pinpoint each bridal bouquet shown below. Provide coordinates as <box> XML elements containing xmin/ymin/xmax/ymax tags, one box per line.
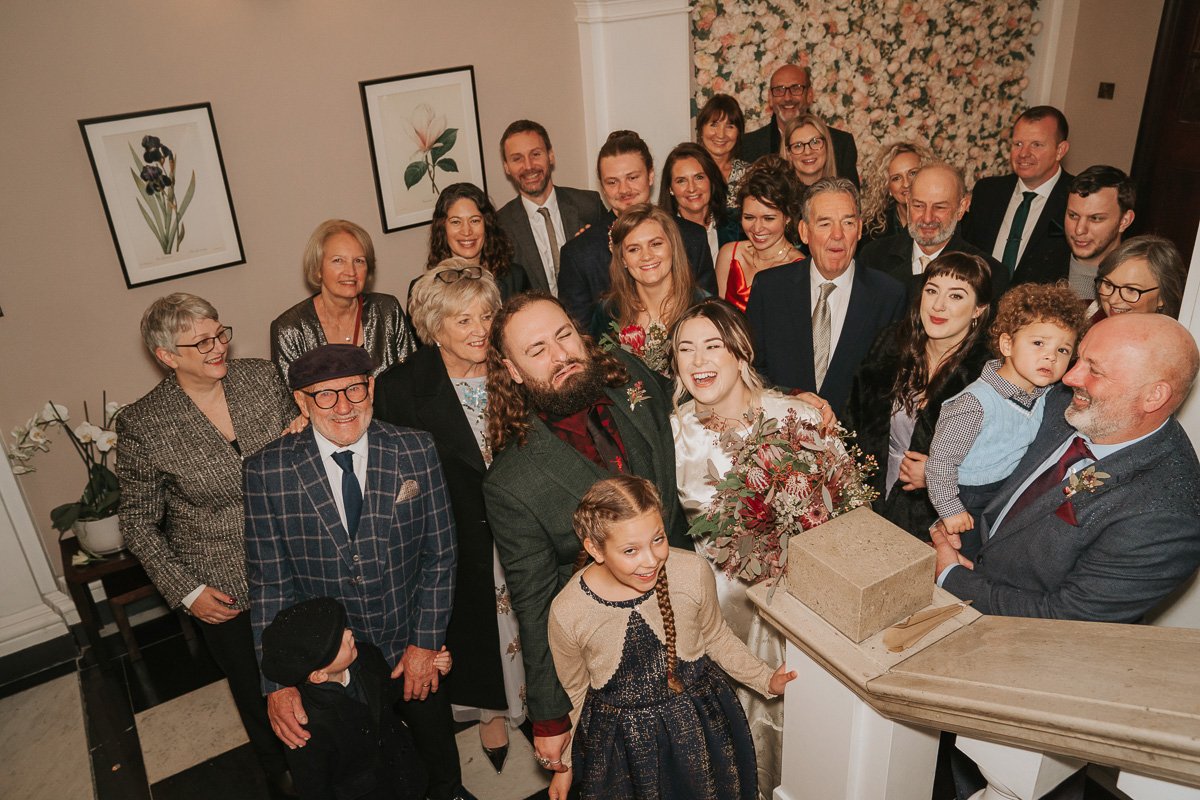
<box><xmin>688</xmin><ymin>407</ymin><xmax>877</xmax><ymax>586</ymax></box>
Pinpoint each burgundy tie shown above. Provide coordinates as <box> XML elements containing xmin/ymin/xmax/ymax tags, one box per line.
<box><xmin>1007</xmin><ymin>436</ymin><xmax>1095</xmax><ymax>521</ymax></box>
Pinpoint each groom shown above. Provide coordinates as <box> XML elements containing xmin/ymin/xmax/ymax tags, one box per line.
<box><xmin>482</xmin><ymin>293</ymin><xmax>689</xmax><ymax>774</ymax></box>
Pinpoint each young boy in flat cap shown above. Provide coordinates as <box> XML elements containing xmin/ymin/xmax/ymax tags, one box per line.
<box><xmin>261</xmin><ymin>597</ymin><xmax>450</xmax><ymax>800</ymax></box>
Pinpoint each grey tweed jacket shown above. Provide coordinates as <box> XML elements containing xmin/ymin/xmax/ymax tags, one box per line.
<box><xmin>116</xmin><ymin>359</ymin><xmax>296</xmax><ymax>609</ymax></box>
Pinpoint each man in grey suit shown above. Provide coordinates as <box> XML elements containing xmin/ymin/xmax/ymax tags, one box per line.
<box><xmin>496</xmin><ymin>120</ymin><xmax>607</xmax><ymax>296</ymax></box>
<box><xmin>857</xmin><ymin>162</ymin><xmax>1009</xmax><ymax>302</ymax></box>
<box><xmin>244</xmin><ymin>345</ymin><xmax>474</xmax><ymax>800</ymax></box>
<box><xmin>933</xmin><ymin>313</ymin><xmax>1200</xmax><ymax>623</ymax></box>
<box><xmin>481</xmin><ymin>293</ymin><xmax>689</xmax><ymax>777</ymax></box>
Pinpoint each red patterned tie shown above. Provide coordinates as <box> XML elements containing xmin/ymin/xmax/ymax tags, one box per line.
<box><xmin>1007</xmin><ymin>436</ymin><xmax>1095</xmax><ymax>521</ymax></box>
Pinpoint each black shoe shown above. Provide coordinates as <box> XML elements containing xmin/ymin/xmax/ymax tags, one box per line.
<box><xmin>268</xmin><ymin>770</ymin><xmax>299</xmax><ymax>799</ymax></box>
<box><xmin>482</xmin><ymin>742</ymin><xmax>508</xmax><ymax>774</ymax></box>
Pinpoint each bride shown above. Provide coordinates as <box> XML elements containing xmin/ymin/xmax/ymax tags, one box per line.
<box><xmin>669</xmin><ymin>298</ymin><xmax>833</xmax><ymax>798</ymax></box>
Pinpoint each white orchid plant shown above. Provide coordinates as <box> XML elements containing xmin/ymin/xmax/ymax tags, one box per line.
<box><xmin>8</xmin><ymin>395</ymin><xmax>125</xmax><ymax>532</ymax></box>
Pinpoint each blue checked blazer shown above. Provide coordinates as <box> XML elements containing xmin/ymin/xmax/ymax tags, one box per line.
<box><xmin>244</xmin><ymin>420</ymin><xmax>456</xmax><ymax>691</ymax></box>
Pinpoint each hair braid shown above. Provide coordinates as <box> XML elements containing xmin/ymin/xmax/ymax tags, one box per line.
<box><xmin>654</xmin><ymin>566</ymin><xmax>683</xmax><ymax>694</ymax></box>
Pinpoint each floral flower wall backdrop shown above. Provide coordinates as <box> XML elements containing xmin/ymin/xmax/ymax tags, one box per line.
<box><xmin>690</xmin><ymin>0</ymin><xmax>1041</xmax><ymax>181</ymax></box>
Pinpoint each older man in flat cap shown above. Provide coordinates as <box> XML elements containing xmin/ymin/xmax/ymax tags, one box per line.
<box><xmin>244</xmin><ymin>344</ymin><xmax>473</xmax><ymax>800</ymax></box>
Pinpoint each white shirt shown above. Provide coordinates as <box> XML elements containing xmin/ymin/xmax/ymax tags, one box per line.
<box><xmin>809</xmin><ymin>260</ymin><xmax>856</xmax><ymax>355</ymax></box>
<box><xmin>705</xmin><ymin>219</ymin><xmax>720</xmax><ymax>266</ymax></box>
<box><xmin>910</xmin><ymin>240</ymin><xmax>948</xmax><ymax>275</ymax></box>
<box><xmin>990</xmin><ymin>168</ymin><xmax>1063</xmax><ymax>267</ymax></box>
<box><xmin>313</xmin><ymin>426</ymin><xmax>369</xmax><ymax>533</ymax></box>
<box><xmin>521</xmin><ymin>188</ymin><xmax>567</xmax><ymax>295</ymax></box>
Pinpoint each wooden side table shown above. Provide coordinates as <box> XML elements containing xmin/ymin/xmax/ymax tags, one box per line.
<box><xmin>59</xmin><ymin>535</ymin><xmax>195</xmax><ymax>660</ymax></box>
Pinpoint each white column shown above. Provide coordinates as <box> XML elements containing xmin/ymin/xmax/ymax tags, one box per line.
<box><xmin>1117</xmin><ymin>771</ymin><xmax>1200</xmax><ymax>800</ymax></box>
<box><xmin>775</xmin><ymin>640</ymin><xmax>939</xmax><ymax>800</ymax></box>
<box><xmin>0</xmin><ymin>454</ymin><xmax>73</xmax><ymax>657</ymax></box>
<box><xmin>956</xmin><ymin>737</ymin><xmax>1085</xmax><ymax>800</ymax></box>
<box><xmin>574</xmin><ymin>0</ymin><xmax>693</xmax><ymax>190</ymax></box>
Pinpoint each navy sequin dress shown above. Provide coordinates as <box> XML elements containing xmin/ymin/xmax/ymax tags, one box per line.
<box><xmin>570</xmin><ymin>579</ymin><xmax>759</xmax><ymax>800</ymax></box>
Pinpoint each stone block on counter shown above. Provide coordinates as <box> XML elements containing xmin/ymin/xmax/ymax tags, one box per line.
<box><xmin>784</xmin><ymin>506</ymin><xmax>935</xmax><ymax>643</ymax></box>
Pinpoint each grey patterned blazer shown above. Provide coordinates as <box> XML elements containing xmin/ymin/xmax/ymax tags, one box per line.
<box><xmin>269</xmin><ymin>292</ymin><xmax>417</xmax><ymax>387</ymax></box>
<box><xmin>116</xmin><ymin>359</ymin><xmax>297</xmax><ymax>609</ymax></box>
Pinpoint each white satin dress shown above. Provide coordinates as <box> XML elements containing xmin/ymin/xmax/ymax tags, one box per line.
<box><xmin>671</xmin><ymin>391</ymin><xmax>824</xmax><ymax>799</ymax></box>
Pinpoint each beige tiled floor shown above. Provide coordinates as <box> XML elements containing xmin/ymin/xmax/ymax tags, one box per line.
<box><xmin>0</xmin><ymin>674</ymin><xmax>93</xmax><ymax>800</ymax></box>
<box><xmin>135</xmin><ymin>678</ymin><xmax>248</xmax><ymax>783</ymax></box>
<box><xmin>458</xmin><ymin>724</ymin><xmax>549</xmax><ymax>799</ymax></box>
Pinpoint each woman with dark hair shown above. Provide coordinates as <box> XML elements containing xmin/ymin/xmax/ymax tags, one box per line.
<box><xmin>860</xmin><ymin>141</ymin><xmax>934</xmax><ymax>242</ymax></box>
<box><xmin>846</xmin><ymin>252</ymin><xmax>994</xmax><ymax>540</ymax></box>
<box><xmin>714</xmin><ymin>160</ymin><xmax>805</xmax><ymax>312</ymax></box>
<box><xmin>559</xmin><ymin>130</ymin><xmax>716</xmax><ymax>326</ymax></box>
<box><xmin>271</xmin><ymin>219</ymin><xmax>416</xmax><ymax>386</ymax></box>
<box><xmin>425</xmin><ymin>182</ymin><xmax>530</xmax><ymax>300</ymax></box>
<box><xmin>594</xmin><ymin>204</ymin><xmax>702</xmax><ymax>375</ymax></box>
<box><xmin>658</xmin><ymin>142</ymin><xmax>739</xmax><ymax>265</ymax></box>
<box><xmin>1087</xmin><ymin>234</ymin><xmax>1187</xmax><ymax>324</ymax></box>
<box><xmin>695</xmin><ymin>94</ymin><xmax>751</xmax><ymax>206</ymax></box>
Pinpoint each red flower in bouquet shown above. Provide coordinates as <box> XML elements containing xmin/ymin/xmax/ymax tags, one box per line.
<box><xmin>739</xmin><ymin>495</ymin><xmax>775</xmax><ymax>531</ymax></box>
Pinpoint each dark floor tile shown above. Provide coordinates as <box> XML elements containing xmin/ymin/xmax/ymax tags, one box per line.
<box><xmin>80</xmin><ymin>658</ymin><xmax>151</xmax><ymax>800</ymax></box>
<box><xmin>150</xmin><ymin>743</ymin><xmax>272</xmax><ymax>800</ymax></box>
<box><xmin>124</xmin><ymin>625</ymin><xmax>223</xmax><ymax>713</ymax></box>
<box><xmin>0</xmin><ymin>656</ymin><xmax>78</xmax><ymax>700</ymax></box>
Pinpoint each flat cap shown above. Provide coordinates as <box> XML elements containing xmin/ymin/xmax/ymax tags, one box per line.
<box><xmin>288</xmin><ymin>344</ymin><xmax>376</xmax><ymax>390</ymax></box>
<box><xmin>260</xmin><ymin>597</ymin><xmax>348</xmax><ymax>686</ymax></box>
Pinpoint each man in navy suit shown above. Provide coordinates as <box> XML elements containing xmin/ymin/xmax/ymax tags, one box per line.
<box><xmin>961</xmin><ymin>106</ymin><xmax>1073</xmax><ymax>286</ymax></box>
<box><xmin>496</xmin><ymin>119</ymin><xmax>607</xmax><ymax>296</ymax></box>
<box><xmin>746</xmin><ymin>177</ymin><xmax>905</xmax><ymax>417</ymax></box>
<box><xmin>739</xmin><ymin>63</ymin><xmax>859</xmax><ymax>185</ymax></box>
<box><xmin>934</xmin><ymin>313</ymin><xmax>1200</xmax><ymax>623</ymax></box>
<box><xmin>244</xmin><ymin>345</ymin><xmax>473</xmax><ymax>800</ymax></box>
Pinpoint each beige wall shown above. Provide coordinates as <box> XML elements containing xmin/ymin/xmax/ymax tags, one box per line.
<box><xmin>1059</xmin><ymin>0</ymin><xmax>1164</xmax><ymax>173</ymax></box>
<box><xmin>0</xmin><ymin>0</ymin><xmax>587</xmax><ymax>571</ymax></box>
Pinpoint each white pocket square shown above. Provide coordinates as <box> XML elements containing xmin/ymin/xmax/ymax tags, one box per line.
<box><xmin>395</xmin><ymin>479</ymin><xmax>420</xmax><ymax>503</ymax></box>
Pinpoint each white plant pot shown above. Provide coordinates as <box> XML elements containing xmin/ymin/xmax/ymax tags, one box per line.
<box><xmin>74</xmin><ymin>515</ymin><xmax>124</xmax><ymax>556</ymax></box>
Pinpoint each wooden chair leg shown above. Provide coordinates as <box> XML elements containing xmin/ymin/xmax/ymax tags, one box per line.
<box><xmin>109</xmin><ymin>600</ymin><xmax>141</xmax><ymax>662</ymax></box>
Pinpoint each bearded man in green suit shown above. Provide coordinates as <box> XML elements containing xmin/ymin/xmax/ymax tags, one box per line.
<box><xmin>482</xmin><ymin>293</ymin><xmax>689</xmax><ymax>777</ymax></box>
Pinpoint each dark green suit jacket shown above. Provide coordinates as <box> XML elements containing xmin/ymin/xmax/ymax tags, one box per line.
<box><xmin>482</xmin><ymin>352</ymin><xmax>688</xmax><ymax>722</ymax></box>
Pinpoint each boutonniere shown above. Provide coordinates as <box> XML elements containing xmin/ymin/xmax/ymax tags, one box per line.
<box><xmin>626</xmin><ymin>380</ymin><xmax>650</xmax><ymax>411</ymax></box>
<box><xmin>1064</xmin><ymin>466</ymin><xmax>1109</xmax><ymax>499</ymax></box>
<box><xmin>1055</xmin><ymin>466</ymin><xmax>1109</xmax><ymax>526</ymax></box>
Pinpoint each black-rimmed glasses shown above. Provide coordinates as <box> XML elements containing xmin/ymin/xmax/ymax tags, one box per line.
<box><xmin>787</xmin><ymin>137</ymin><xmax>826</xmax><ymax>154</ymax></box>
<box><xmin>297</xmin><ymin>381</ymin><xmax>370</xmax><ymax>410</ymax></box>
<box><xmin>176</xmin><ymin>326</ymin><xmax>233</xmax><ymax>354</ymax></box>
<box><xmin>1095</xmin><ymin>278</ymin><xmax>1159</xmax><ymax>303</ymax></box>
<box><xmin>770</xmin><ymin>83</ymin><xmax>810</xmax><ymax>97</ymax></box>
<box><xmin>435</xmin><ymin>266</ymin><xmax>484</xmax><ymax>284</ymax></box>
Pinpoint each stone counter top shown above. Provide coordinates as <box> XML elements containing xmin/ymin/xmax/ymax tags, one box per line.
<box><xmin>748</xmin><ymin>582</ymin><xmax>1200</xmax><ymax>788</ymax></box>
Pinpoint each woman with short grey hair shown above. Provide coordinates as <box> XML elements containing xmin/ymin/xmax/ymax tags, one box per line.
<box><xmin>118</xmin><ymin>292</ymin><xmax>301</xmax><ymax>796</ymax></box>
<box><xmin>271</xmin><ymin>218</ymin><xmax>416</xmax><ymax>385</ymax></box>
<box><xmin>373</xmin><ymin>261</ymin><xmax>525</xmax><ymax>773</ymax></box>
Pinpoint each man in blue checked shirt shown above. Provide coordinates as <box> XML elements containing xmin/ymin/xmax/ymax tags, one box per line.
<box><xmin>245</xmin><ymin>344</ymin><xmax>475</xmax><ymax>800</ymax></box>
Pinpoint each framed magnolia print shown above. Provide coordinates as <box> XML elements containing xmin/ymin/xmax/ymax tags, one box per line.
<box><xmin>360</xmin><ymin>65</ymin><xmax>486</xmax><ymax>232</ymax></box>
<box><xmin>79</xmin><ymin>102</ymin><xmax>244</xmax><ymax>288</ymax></box>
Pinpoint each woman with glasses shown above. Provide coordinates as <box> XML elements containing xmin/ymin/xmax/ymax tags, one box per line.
<box><xmin>860</xmin><ymin>141</ymin><xmax>934</xmax><ymax>243</ymax></box>
<box><xmin>425</xmin><ymin>183</ymin><xmax>530</xmax><ymax>301</ymax></box>
<box><xmin>117</xmin><ymin>293</ymin><xmax>303</xmax><ymax>797</ymax></box>
<box><xmin>695</xmin><ymin>94</ymin><xmax>752</xmax><ymax>207</ymax></box>
<box><xmin>1088</xmin><ymin>235</ymin><xmax>1186</xmax><ymax>324</ymax></box>
<box><xmin>373</xmin><ymin>260</ymin><xmax>526</xmax><ymax>775</ymax></box>
<box><xmin>781</xmin><ymin>114</ymin><xmax>837</xmax><ymax>188</ymax></box>
<box><xmin>271</xmin><ymin>219</ymin><xmax>417</xmax><ymax>387</ymax></box>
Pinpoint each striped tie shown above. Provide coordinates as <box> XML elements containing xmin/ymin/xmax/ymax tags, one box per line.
<box><xmin>812</xmin><ymin>281</ymin><xmax>837</xmax><ymax>389</ymax></box>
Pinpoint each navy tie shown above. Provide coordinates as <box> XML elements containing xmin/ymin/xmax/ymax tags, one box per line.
<box><xmin>331</xmin><ymin>450</ymin><xmax>362</xmax><ymax>537</ymax></box>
